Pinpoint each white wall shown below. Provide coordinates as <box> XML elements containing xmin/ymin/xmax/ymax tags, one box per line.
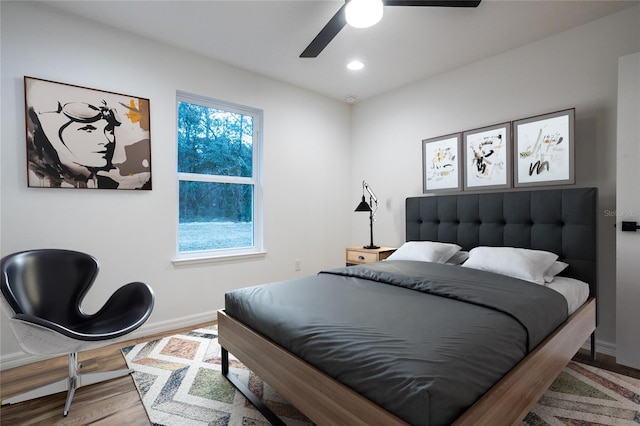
<box><xmin>0</xmin><ymin>2</ymin><xmax>352</xmax><ymax>368</ymax></box>
<box><xmin>350</xmin><ymin>6</ymin><xmax>640</xmax><ymax>353</ymax></box>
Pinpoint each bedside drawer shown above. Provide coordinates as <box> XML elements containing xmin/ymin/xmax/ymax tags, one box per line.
<box><xmin>347</xmin><ymin>250</ymin><xmax>379</xmax><ymax>264</ymax></box>
<box><xmin>345</xmin><ymin>246</ymin><xmax>396</xmax><ymax>265</ymax></box>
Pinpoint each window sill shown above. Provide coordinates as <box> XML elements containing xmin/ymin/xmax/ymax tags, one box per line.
<box><xmin>172</xmin><ymin>251</ymin><xmax>267</xmax><ymax>267</ymax></box>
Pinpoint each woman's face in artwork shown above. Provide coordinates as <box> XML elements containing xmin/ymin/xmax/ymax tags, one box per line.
<box><xmin>38</xmin><ymin>101</ymin><xmax>121</xmax><ymax>173</ymax></box>
<box><xmin>58</xmin><ymin>118</ymin><xmax>116</xmax><ymax>169</ymax></box>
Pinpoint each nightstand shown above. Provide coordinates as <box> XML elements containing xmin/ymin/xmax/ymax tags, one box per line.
<box><xmin>346</xmin><ymin>246</ymin><xmax>396</xmax><ymax>266</ymax></box>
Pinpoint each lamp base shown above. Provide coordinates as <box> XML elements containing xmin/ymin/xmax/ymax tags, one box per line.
<box><xmin>363</xmin><ymin>245</ymin><xmax>380</xmax><ymax>249</ymax></box>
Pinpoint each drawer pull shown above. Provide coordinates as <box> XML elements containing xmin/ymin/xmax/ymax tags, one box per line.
<box><xmin>358</xmin><ymin>255</ymin><xmax>365</xmax><ymax>260</ymax></box>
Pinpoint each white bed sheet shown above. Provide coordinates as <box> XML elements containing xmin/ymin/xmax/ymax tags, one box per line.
<box><xmin>545</xmin><ymin>276</ymin><xmax>590</xmax><ymax>315</ymax></box>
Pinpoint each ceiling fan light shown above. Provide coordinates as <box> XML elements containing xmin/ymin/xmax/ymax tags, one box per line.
<box><xmin>345</xmin><ymin>0</ymin><xmax>384</xmax><ymax>29</ymax></box>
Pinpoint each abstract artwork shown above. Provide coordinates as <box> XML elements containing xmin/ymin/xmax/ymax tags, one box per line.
<box><xmin>24</xmin><ymin>76</ymin><xmax>151</xmax><ymax>190</ymax></box>
<box><xmin>423</xmin><ymin>133</ymin><xmax>462</xmax><ymax>193</ymax></box>
<box><xmin>513</xmin><ymin>109</ymin><xmax>574</xmax><ymax>187</ymax></box>
<box><xmin>463</xmin><ymin>123</ymin><xmax>511</xmax><ymax>190</ymax></box>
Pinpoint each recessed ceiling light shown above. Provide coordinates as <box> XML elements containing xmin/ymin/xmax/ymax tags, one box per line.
<box><xmin>347</xmin><ymin>60</ymin><xmax>364</xmax><ymax>71</ymax></box>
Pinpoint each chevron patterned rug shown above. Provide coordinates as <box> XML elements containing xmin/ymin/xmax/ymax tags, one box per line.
<box><xmin>122</xmin><ymin>326</ymin><xmax>640</xmax><ymax>426</ymax></box>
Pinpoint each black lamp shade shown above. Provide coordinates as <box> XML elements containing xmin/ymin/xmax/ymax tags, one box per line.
<box><xmin>355</xmin><ymin>196</ymin><xmax>372</xmax><ymax>212</ymax></box>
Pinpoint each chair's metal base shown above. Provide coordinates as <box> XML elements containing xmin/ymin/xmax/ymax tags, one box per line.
<box><xmin>1</xmin><ymin>352</ymin><xmax>133</xmax><ymax>416</ymax></box>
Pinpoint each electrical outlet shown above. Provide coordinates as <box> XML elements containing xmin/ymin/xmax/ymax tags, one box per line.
<box><xmin>294</xmin><ymin>259</ymin><xmax>301</xmax><ymax>271</ymax></box>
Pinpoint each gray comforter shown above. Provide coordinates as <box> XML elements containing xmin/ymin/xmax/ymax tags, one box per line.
<box><xmin>224</xmin><ymin>260</ymin><xmax>568</xmax><ymax>426</ymax></box>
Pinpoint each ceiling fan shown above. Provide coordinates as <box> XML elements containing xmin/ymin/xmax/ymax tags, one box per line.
<box><xmin>300</xmin><ymin>0</ymin><xmax>482</xmax><ymax>58</ymax></box>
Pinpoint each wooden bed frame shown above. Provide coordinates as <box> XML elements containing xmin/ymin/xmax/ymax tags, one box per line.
<box><xmin>218</xmin><ymin>299</ymin><xmax>595</xmax><ymax>425</ymax></box>
<box><xmin>218</xmin><ymin>188</ymin><xmax>598</xmax><ymax>425</ymax></box>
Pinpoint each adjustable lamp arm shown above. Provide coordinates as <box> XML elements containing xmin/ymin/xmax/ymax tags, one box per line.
<box><xmin>362</xmin><ymin>180</ymin><xmax>379</xmax><ymax>217</ymax></box>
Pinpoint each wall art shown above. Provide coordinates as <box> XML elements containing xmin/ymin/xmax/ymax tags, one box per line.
<box><xmin>513</xmin><ymin>108</ymin><xmax>574</xmax><ymax>187</ymax></box>
<box><xmin>24</xmin><ymin>76</ymin><xmax>151</xmax><ymax>190</ymax></box>
<box><xmin>423</xmin><ymin>133</ymin><xmax>462</xmax><ymax>193</ymax></box>
<box><xmin>463</xmin><ymin>122</ymin><xmax>511</xmax><ymax>191</ymax></box>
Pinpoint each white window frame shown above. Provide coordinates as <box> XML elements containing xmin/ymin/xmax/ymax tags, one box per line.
<box><xmin>173</xmin><ymin>91</ymin><xmax>264</xmax><ymax>264</ymax></box>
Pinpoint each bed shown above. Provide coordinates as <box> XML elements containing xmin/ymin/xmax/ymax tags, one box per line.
<box><xmin>218</xmin><ymin>187</ymin><xmax>597</xmax><ymax>426</ymax></box>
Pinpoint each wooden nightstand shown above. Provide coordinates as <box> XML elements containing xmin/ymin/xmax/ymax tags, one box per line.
<box><xmin>346</xmin><ymin>246</ymin><xmax>396</xmax><ymax>266</ymax></box>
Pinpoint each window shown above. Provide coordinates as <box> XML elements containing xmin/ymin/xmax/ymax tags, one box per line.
<box><xmin>176</xmin><ymin>92</ymin><xmax>263</xmax><ymax>260</ymax></box>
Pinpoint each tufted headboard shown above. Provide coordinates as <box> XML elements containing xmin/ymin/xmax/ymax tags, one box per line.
<box><xmin>405</xmin><ymin>188</ymin><xmax>598</xmax><ymax>298</ymax></box>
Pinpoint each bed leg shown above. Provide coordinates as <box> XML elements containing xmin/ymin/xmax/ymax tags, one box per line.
<box><xmin>590</xmin><ymin>332</ymin><xmax>597</xmax><ymax>361</ymax></box>
<box><xmin>221</xmin><ymin>347</ymin><xmax>229</xmax><ymax>375</ymax></box>
<box><xmin>220</xmin><ymin>346</ymin><xmax>286</xmax><ymax>426</ymax></box>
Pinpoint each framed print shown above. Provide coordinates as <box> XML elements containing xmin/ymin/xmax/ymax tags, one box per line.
<box><xmin>513</xmin><ymin>108</ymin><xmax>575</xmax><ymax>187</ymax></box>
<box><xmin>24</xmin><ymin>76</ymin><xmax>152</xmax><ymax>190</ymax></box>
<box><xmin>463</xmin><ymin>122</ymin><xmax>511</xmax><ymax>191</ymax></box>
<box><xmin>423</xmin><ymin>133</ymin><xmax>462</xmax><ymax>193</ymax></box>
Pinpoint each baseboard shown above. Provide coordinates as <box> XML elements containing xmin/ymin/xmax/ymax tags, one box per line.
<box><xmin>590</xmin><ymin>338</ymin><xmax>617</xmax><ymax>358</ymax></box>
<box><xmin>0</xmin><ymin>310</ymin><xmax>219</xmax><ymax>371</ymax></box>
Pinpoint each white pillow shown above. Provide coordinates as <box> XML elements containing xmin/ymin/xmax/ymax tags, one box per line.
<box><xmin>544</xmin><ymin>261</ymin><xmax>568</xmax><ymax>283</ymax></box>
<box><xmin>462</xmin><ymin>246</ymin><xmax>558</xmax><ymax>285</ymax></box>
<box><xmin>387</xmin><ymin>241</ymin><xmax>462</xmax><ymax>263</ymax></box>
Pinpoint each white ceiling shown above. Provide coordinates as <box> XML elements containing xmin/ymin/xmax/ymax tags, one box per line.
<box><xmin>40</xmin><ymin>0</ymin><xmax>637</xmax><ymax>103</ymax></box>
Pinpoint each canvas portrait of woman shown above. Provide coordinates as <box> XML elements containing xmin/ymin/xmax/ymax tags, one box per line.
<box><xmin>24</xmin><ymin>77</ymin><xmax>152</xmax><ymax>190</ymax></box>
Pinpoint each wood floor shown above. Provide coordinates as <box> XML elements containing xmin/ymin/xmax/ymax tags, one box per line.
<box><xmin>1</xmin><ymin>323</ymin><xmax>639</xmax><ymax>426</ymax></box>
<box><xmin>0</xmin><ymin>321</ymin><xmax>216</xmax><ymax>426</ymax></box>
<box><xmin>573</xmin><ymin>347</ymin><xmax>640</xmax><ymax>379</ymax></box>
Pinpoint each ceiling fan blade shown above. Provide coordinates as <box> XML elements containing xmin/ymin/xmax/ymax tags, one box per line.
<box><xmin>300</xmin><ymin>0</ymin><xmax>480</xmax><ymax>58</ymax></box>
<box><xmin>300</xmin><ymin>4</ymin><xmax>347</xmax><ymax>58</ymax></box>
<box><xmin>383</xmin><ymin>0</ymin><xmax>480</xmax><ymax>6</ymax></box>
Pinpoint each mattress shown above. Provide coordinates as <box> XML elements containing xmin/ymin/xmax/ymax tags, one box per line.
<box><xmin>546</xmin><ymin>276</ymin><xmax>589</xmax><ymax>315</ymax></box>
<box><xmin>224</xmin><ymin>260</ymin><xmax>569</xmax><ymax>426</ymax></box>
